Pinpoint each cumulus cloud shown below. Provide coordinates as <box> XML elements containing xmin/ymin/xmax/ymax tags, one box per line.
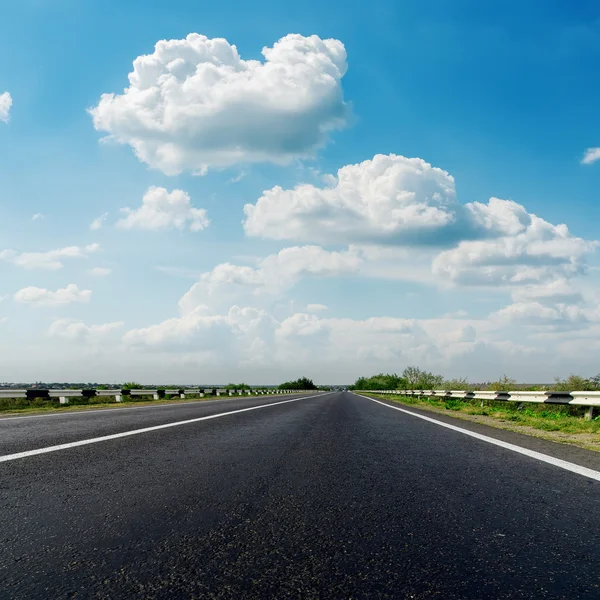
<box><xmin>0</xmin><ymin>243</ymin><xmax>100</xmax><ymax>270</ymax></box>
<box><xmin>432</xmin><ymin>216</ymin><xmax>597</xmax><ymax>286</ymax></box>
<box><xmin>243</xmin><ymin>153</ymin><xmax>598</xmax><ymax>288</ymax></box>
<box><xmin>88</xmin><ymin>267</ymin><xmax>112</xmax><ymax>276</ymax></box>
<box><xmin>244</xmin><ymin>155</ymin><xmax>459</xmax><ymax>245</ymax></box>
<box><xmin>243</xmin><ymin>155</ymin><xmax>539</xmax><ymax>246</ymax></box>
<box><xmin>124</xmin><ymin>305</ymin><xmax>277</xmax><ymax>365</ymax></box>
<box><xmin>179</xmin><ymin>245</ymin><xmax>361</xmax><ymax>314</ymax></box>
<box><xmin>14</xmin><ymin>284</ymin><xmax>92</xmax><ymax>306</ymax></box>
<box><xmin>582</xmin><ymin>147</ymin><xmax>600</xmax><ymax>165</ymax></box>
<box><xmin>31</xmin><ymin>213</ymin><xmax>44</xmax><ymax>221</ymax></box>
<box><xmin>116</xmin><ymin>187</ymin><xmax>209</xmax><ymax>231</ymax></box>
<box><xmin>49</xmin><ymin>318</ymin><xmax>124</xmax><ymax>341</ymax></box>
<box><xmin>0</xmin><ymin>92</ymin><xmax>12</xmax><ymax>123</ymax></box>
<box><xmin>90</xmin><ymin>33</ymin><xmax>348</xmax><ymax>175</ymax></box>
<box><xmin>510</xmin><ymin>279</ymin><xmax>584</xmax><ymax>305</ymax></box>
<box><xmin>90</xmin><ymin>213</ymin><xmax>109</xmax><ymax>230</ymax></box>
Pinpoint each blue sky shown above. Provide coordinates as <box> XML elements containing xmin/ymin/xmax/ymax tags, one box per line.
<box><xmin>1</xmin><ymin>0</ymin><xmax>600</xmax><ymax>384</ymax></box>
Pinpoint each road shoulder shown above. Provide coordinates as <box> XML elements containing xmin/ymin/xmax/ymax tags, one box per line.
<box><xmin>355</xmin><ymin>392</ymin><xmax>600</xmax><ymax>472</ymax></box>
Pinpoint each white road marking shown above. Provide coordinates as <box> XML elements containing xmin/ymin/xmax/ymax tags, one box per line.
<box><xmin>0</xmin><ymin>393</ymin><xmax>299</xmax><ymax>422</ymax></box>
<box><xmin>355</xmin><ymin>393</ymin><xmax>600</xmax><ymax>483</ymax></box>
<box><xmin>0</xmin><ymin>393</ymin><xmax>331</xmax><ymax>463</ymax></box>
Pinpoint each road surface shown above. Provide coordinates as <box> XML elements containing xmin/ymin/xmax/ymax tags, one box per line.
<box><xmin>1</xmin><ymin>391</ymin><xmax>600</xmax><ymax>599</ymax></box>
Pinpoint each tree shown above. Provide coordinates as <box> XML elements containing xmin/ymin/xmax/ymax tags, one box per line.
<box><xmin>121</xmin><ymin>382</ymin><xmax>143</xmax><ymax>390</ymax></box>
<box><xmin>279</xmin><ymin>377</ymin><xmax>317</xmax><ymax>390</ymax></box>
<box><xmin>401</xmin><ymin>366</ymin><xmax>444</xmax><ymax>390</ymax></box>
<box><xmin>351</xmin><ymin>373</ymin><xmax>406</xmax><ymax>390</ymax></box>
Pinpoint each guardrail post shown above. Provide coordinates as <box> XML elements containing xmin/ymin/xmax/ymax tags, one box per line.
<box><xmin>115</xmin><ymin>394</ymin><xmax>122</xmax><ymax>402</ymax></box>
<box><xmin>59</xmin><ymin>397</ymin><xmax>69</xmax><ymax>405</ymax></box>
<box><xmin>586</xmin><ymin>406</ymin><xmax>595</xmax><ymax>421</ymax></box>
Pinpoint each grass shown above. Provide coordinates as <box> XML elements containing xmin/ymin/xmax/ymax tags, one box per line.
<box><xmin>361</xmin><ymin>393</ymin><xmax>600</xmax><ymax>449</ymax></box>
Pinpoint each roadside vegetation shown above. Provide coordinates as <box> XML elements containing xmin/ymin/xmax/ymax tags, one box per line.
<box><xmin>351</xmin><ymin>367</ymin><xmax>600</xmax><ymax>445</ymax></box>
<box><xmin>278</xmin><ymin>377</ymin><xmax>317</xmax><ymax>390</ymax></box>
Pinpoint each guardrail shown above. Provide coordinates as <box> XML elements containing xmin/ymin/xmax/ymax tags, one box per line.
<box><xmin>0</xmin><ymin>388</ymin><xmax>314</xmax><ymax>405</ymax></box>
<box><xmin>355</xmin><ymin>389</ymin><xmax>600</xmax><ymax>420</ymax></box>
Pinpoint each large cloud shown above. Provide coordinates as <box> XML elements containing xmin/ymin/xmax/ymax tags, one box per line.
<box><xmin>90</xmin><ymin>33</ymin><xmax>348</xmax><ymax>175</ymax></box>
<box><xmin>243</xmin><ymin>154</ymin><xmax>540</xmax><ymax>246</ymax></box>
<box><xmin>243</xmin><ymin>153</ymin><xmax>597</xmax><ymax>287</ymax></box>
<box><xmin>0</xmin><ymin>92</ymin><xmax>11</xmax><ymax>123</ymax></box>
<box><xmin>116</xmin><ymin>187</ymin><xmax>209</xmax><ymax>231</ymax></box>
<box><xmin>244</xmin><ymin>155</ymin><xmax>460</xmax><ymax>245</ymax></box>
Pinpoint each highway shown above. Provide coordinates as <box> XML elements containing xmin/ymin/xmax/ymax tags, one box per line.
<box><xmin>1</xmin><ymin>391</ymin><xmax>600</xmax><ymax>599</ymax></box>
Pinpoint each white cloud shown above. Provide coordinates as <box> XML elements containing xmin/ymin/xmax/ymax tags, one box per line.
<box><xmin>581</xmin><ymin>147</ymin><xmax>600</xmax><ymax>165</ymax></box>
<box><xmin>90</xmin><ymin>33</ymin><xmax>348</xmax><ymax>175</ymax></box>
<box><xmin>0</xmin><ymin>243</ymin><xmax>100</xmax><ymax>270</ymax></box>
<box><xmin>432</xmin><ymin>216</ymin><xmax>597</xmax><ymax>286</ymax></box>
<box><xmin>244</xmin><ymin>154</ymin><xmax>459</xmax><ymax>245</ymax></box>
<box><xmin>31</xmin><ymin>213</ymin><xmax>44</xmax><ymax>221</ymax></box>
<box><xmin>179</xmin><ymin>245</ymin><xmax>361</xmax><ymax>314</ymax></box>
<box><xmin>90</xmin><ymin>212</ymin><xmax>109</xmax><ymax>230</ymax></box>
<box><xmin>490</xmin><ymin>301</ymin><xmax>594</xmax><ymax>332</ymax></box>
<box><xmin>510</xmin><ymin>279</ymin><xmax>584</xmax><ymax>305</ymax></box>
<box><xmin>306</xmin><ymin>303</ymin><xmax>328</xmax><ymax>312</ymax></box>
<box><xmin>88</xmin><ymin>267</ymin><xmax>112</xmax><ymax>276</ymax></box>
<box><xmin>14</xmin><ymin>284</ymin><xmax>92</xmax><ymax>307</ymax></box>
<box><xmin>243</xmin><ymin>153</ymin><xmax>598</xmax><ymax>289</ymax></box>
<box><xmin>48</xmin><ymin>318</ymin><xmax>124</xmax><ymax>341</ymax></box>
<box><xmin>116</xmin><ymin>187</ymin><xmax>209</xmax><ymax>231</ymax></box>
<box><xmin>0</xmin><ymin>92</ymin><xmax>12</xmax><ymax>123</ymax></box>
<box><xmin>243</xmin><ymin>154</ymin><xmax>539</xmax><ymax>246</ymax></box>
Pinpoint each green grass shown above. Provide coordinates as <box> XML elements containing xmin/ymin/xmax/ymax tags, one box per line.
<box><xmin>0</xmin><ymin>393</ymin><xmax>219</xmax><ymax>415</ymax></box>
<box><xmin>366</xmin><ymin>393</ymin><xmax>600</xmax><ymax>435</ymax></box>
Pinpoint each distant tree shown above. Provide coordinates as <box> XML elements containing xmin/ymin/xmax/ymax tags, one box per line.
<box><xmin>121</xmin><ymin>382</ymin><xmax>143</xmax><ymax>390</ymax></box>
<box><xmin>553</xmin><ymin>374</ymin><xmax>599</xmax><ymax>392</ymax></box>
<box><xmin>442</xmin><ymin>377</ymin><xmax>475</xmax><ymax>391</ymax></box>
<box><xmin>279</xmin><ymin>377</ymin><xmax>317</xmax><ymax>390</ymax></box>
<box><xmin>401</xmin><ymin>366</ymin><xmax>444</xmax><ymax>390</ymax></box>
<box><xmin>351</xmin><ymin>373</ymin><xmax>407</xmax><ymax>390</ymax></box>
<box><xmin>224</xmin><ymin>383</ymin><xmax>251</xmax><ymax>390</ymax></box>
<box><xmin>488</xmin><ymin>375</ymin><xmax>517</xmax><ymax>392</ymax></box>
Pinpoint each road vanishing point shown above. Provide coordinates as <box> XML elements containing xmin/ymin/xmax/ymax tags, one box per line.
<box><xmin>1</xmin><ymin>391</ymin><xmax>600</xmax><ymax>599</ymax></box>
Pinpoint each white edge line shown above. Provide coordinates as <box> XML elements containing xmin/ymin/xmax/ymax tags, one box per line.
<box><xmin>353</xmin><ymin>392</ymin><xmax>600</xmax><ymax>483</ymax></box>
<box><xmin>0</xmin><ymin>393</ymin><xmax>310</xmax><ymax>422</ymax></box>
<box><xmin>0</xmin><ymin>393</ymin><xmax>332</xmax><ymax>463</ymax></box>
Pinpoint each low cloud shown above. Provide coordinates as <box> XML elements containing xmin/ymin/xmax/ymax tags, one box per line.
<box><xmin>49</xmin><ymin>318</ymin><xmax>124</xmax><ymax>341</ymax></box>
<box><xmin>14</xmin><ymin>284</ymin><xmax>92</xmax><ymax>306</ymax></box>
<box><xmin>0</xmin><ymin>244</ymin><xmax>100</xmax><ymax>270</ymax></box>
<box><xmin>116</xmin><ymin>187</ymin><xmax>209</xmax><ymax>231</ymax></box>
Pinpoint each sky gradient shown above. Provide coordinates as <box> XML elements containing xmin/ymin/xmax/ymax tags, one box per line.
<box><xmin>1</xmin><ymin>0</ymin><xmax>600</xmax><ymax>384</ymax></box>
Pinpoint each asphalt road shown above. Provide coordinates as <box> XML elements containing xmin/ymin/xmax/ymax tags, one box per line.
<box><xmin>1</xmin><ymin>391</ymin><xmax>600</xmax><ymax>599</ymax></box>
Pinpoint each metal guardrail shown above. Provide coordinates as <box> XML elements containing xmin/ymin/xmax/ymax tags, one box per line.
<box><xmin>0</xmin><ymin>388</ymin><xmax>312</xmax><ymax>405</ymax></box>
<box><xmin>356</xmin><ymin>389</ymin><xmax>600</xmax><ymax>420</ymax></box>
